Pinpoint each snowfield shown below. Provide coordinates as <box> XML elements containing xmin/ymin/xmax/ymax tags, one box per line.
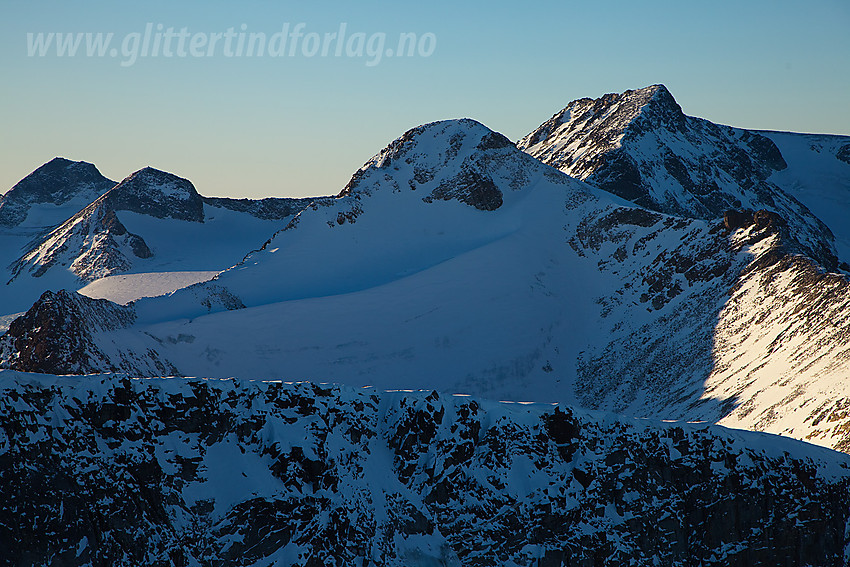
<box><xmin>78</xmin><ymin>271</ymin><xmax>220</xmax><ymax>305</ymax></box>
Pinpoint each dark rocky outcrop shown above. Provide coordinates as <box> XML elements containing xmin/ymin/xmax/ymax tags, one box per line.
<box><xmin>104</xmin><ymin>167</ymin><xmax>205</xmax><ymax>222</ymax></box>
<box><xmin>0</xmin><ymin>290</ymin><xmax>134</xmax><ymax>375</ymax></box>
<box><xmin>423</xmin><ymin>168</ymin><xmax>504</xmax><ymax>211</ymax></box>
<box><xmin>0</xmin><ymin>291</ymin><xmax>175</xmax><ymax>376</ymax></box>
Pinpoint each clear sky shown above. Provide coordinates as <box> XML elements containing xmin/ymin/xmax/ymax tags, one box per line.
<box><xmin>2</xmin><ymin>0</ymin><xmax>849</xmax><ymax>198</ymax></box>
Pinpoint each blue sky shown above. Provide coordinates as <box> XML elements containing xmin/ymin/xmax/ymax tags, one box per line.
<box><xmin>2</xmin><ymin>0</ymin><xmax>849</xmax><ymax>198</ymax></box>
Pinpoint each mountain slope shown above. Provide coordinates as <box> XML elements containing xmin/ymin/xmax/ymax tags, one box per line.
<box><xmin>4</xmin><ymin>118</ymin><xmax>850</xmax><ymax>453</ymax></box>
<box><xmin>8</xmin><ymin>167</ymin><xmax>203</xmax><ymax>285</ymax></box>
<box><xmin>518</xmin><ymin>84</ymin><xmax>842</xmax><ymax>270</ymax></box>
<box><xmin>1</xmin><ymin>371</ymin><xmax>848</xmax><ymax>567</ymax></box>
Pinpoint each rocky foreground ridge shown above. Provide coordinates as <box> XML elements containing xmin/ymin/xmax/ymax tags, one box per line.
<box><xmin>1</xmin><ymin>372</ymin><xmax>848</xmax><ymax>566</ymax></box>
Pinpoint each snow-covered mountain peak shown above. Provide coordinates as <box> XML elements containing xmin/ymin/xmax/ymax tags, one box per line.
<box><xmin>106</xmin><ymin>166</ymin><xmax>204</xmax><ymax>222</ymax></box>
<box><xmin>341</xmin><ymin>118</ymin><xmax>548</xmax><ymax>211</ymax></box>
<box><xmin>6</xmin><ymin>167</ymin><xmax>204</xmax><ymax>285</ymax></box>
<box><xmin>519</xmin><ymin>85</ymin><xmax>839</xmax><ymax>270</ymax></box>
<box><xmin>0</xmin><ymin>157</ymin><xmax>115</xmax><ymax>227</ymax></box>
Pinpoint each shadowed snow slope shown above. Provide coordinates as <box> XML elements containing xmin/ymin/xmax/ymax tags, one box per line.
<box><xmin>757</xmin><ymin>130</ymin><xmax>850</xmax><ymax>264</ymax></box>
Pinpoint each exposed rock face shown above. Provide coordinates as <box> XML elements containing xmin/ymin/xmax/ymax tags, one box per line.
<box><xmin>0</xmin><ymin>373</ymin><xmax>847</xmax><ymax>567</ymax></box>
<box><xmin>0</xmin><ymin>291</ymin><xmax>175</xmax><ymax>376</ymax></box>
<box><xmin>0</xmin><ymin>290</ymin><xmax>134</xmax><ymax>374</ymax></box>
<box><xmin>0</xmin><ymin>157</ymin><xmax>115</xmax><ymax>227</ymax></box>
<box><xmin>422</xmin><ymin>168</ymin><xmax>503</xmax><ymax>211</ymax></box>
<box><xmin>518</xmin><ymin>84</ymin><xmax>839</xmax><ymax>270</ymax></box>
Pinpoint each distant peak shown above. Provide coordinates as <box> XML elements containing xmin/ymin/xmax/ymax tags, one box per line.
<box><xmin>572</xmin><ymin>84</ymin><xmax>684</xmax><ymax>127</ymax></box>
<box><xmin>0</xmin><ymin>157</ymin><xmax>115</xmax><ymax>227</ymax></box>
<box><xmin>121</xmin><ymin>166</ymin><xmax>196</xmax><ymax>187</ymax></box>
<box><xmin>106</xmin><ymin>167</ymin><xmax>204</xmax><ymax>222</ymax></box>
<box><xmin>340</xmin><ymin>118</ymin><xmax>524</xmax><ymax>206</ymax></box>
<box><xmin>15</xmin><ymin>157</ymin><xmax>111</xmax><ymax>190</ymax></box>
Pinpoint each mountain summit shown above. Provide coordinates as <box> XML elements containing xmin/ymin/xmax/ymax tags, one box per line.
<box><xmin>104</xmin><ymin>167</ymin><xmax>205</xmax><ymax>222</ymax></box>
<box><xmin>519</xmin><ymin>84</ymin><xmax>840</xmax><ymax>269</ymax></box>
<box><xmin>0</xmin><ymin>157</ymin><xmax>115</xmax><ymax>228</ymax></box>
